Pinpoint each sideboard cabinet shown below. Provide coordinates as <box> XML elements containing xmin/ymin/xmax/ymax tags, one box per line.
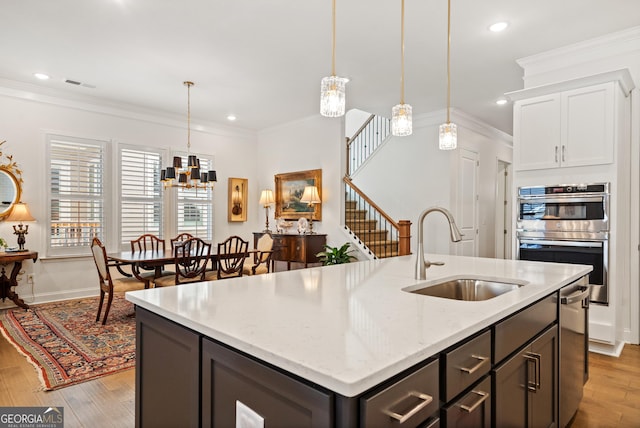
<box><xmin>253</xmin><ymin>232</ymin><xmax>326</xmax><ymax>269</ymax></box>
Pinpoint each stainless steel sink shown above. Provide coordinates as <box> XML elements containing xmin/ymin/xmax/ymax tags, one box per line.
<box><xmin>405</xmin><ymin>278</ymin><xmax>525</xmax><ymax>301</ymax></box>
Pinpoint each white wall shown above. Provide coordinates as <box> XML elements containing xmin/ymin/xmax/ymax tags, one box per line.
<box><xmin>256</xmin><ymin>115</ymin><xmax>344</xmax><ymax>248</ymax></box>
<box><xmin>0</xmin><ymin>81</ymin><xmax>260</xmax><ymax>306</ymax></box>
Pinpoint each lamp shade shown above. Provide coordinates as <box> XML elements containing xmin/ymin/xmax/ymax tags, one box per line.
<box><xmin>300</xmin><ymin>186</ymin><xmax>321</xmax><ymax>205</ymax></box>
<box><xmin>259</xmin><ymin>189</ymin><xmax>275</xmax><ymax>206</ymax></box>
<box><xmin>6</xmin><ymin>202</ymin><xmax>35</xmax><ymax>222</ymax></box>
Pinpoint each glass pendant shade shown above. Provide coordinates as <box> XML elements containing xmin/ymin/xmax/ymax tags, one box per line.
<box><xmin>392</xmin><ymin>104</ymin><xmax>412</xmax><ymax>136</ymax></box>
<box><xmin>439</xmin><ymin>122</ymin><xmax>458</xmax><ymax>150</ymax></box>
<box><xmin>320</xmin><ymin>76</ymin><xmax>347</xmax><ymax>117</ymax></box>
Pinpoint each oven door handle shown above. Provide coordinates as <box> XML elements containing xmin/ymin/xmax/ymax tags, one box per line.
<box><xmin>519</xmin><ymin>239</ymin><xmax>603</xmax><ymax>248</ymax></box>
<box><xmin>519</xmin><ymin>196</ymin><xmax>605</xmax><ymax>204</ymax></box>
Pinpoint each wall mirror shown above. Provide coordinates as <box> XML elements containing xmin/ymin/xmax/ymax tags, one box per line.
<box><xmin>0</xmin><ymin>141</ymin><xmax>23</xmax><ymax>220</ymax></box>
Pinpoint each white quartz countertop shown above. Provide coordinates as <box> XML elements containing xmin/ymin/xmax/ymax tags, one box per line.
<box><xmin>126</xmin><ymin>254</ymin><xmax>590</xmax><ymax>397</ymax></box>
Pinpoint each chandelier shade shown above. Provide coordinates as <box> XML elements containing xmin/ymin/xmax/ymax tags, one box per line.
<box><xmin>392</xmin><ymin>0</ymin><xmax>412</xmax><ymax>136</ymax></box>
<box><xmin>320</xmin><ymin>0</ymin><xmax>347</xmax><ymax>117</ymax></box>
<box><xmin>439</xmin><ymin>0</ymin><xmax>458</xmax><ymax>150</ymax></box>
<box><xmin>160</xmin><ymin>81</ymin><xmax>216</xmax><ymax>190</ymax></box>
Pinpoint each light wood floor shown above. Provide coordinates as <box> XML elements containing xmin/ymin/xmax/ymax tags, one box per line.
<box><xmin>1</xmin><ymin>333</ymin><xmax>639</xmax><ymax>427</ymax></box>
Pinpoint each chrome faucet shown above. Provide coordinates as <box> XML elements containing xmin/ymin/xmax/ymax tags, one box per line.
<box><xmin>415</xmin><ymin>207</ymin><xmax>463</xmax><ymax>280</ymax></box>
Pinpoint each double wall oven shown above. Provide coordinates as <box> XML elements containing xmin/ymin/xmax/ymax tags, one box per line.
<box><xmin>516</xmin><ymin>183</ymin><xmax>609</xmax><ymax>305</ymax></box>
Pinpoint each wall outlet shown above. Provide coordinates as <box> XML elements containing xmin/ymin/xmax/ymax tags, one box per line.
<box><xmin>236</xmin><ymin>401</ymin><xmax>264</xmax><ymax>428</ymax></box>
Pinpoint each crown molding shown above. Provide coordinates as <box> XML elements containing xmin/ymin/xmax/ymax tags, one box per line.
<box><xmin>414</xmin><ymin>108</ymin><xmax>513</xmax><ymax>145</ymax></box>
<box><xmin>0</xmin><ymin>78</ymin><xmax>256</xmax><ymax>140</ymax></box>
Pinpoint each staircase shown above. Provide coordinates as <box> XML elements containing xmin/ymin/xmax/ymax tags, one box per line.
<box><xmin>345</xmin><ymin>200</ymin><xmax>399</xmax><ymax>258</ymax></box>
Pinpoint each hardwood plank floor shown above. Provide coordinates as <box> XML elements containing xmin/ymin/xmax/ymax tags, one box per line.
<box><xmin>1</xmin><ymin>331</ymin><xmax>639</xmax><ymax>427</ymax></box>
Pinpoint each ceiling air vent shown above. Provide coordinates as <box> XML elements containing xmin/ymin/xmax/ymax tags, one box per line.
<box><xmin>64</xmin><ymin>79</ymin><xmax>81</xmax><ymax>85</ymax></box>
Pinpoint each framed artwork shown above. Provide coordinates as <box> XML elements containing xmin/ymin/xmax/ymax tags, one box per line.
<box><xmin>228</xmin><ymin>177</ymin><xmax>248</xmax><ymax>222</ymax></box>
<box><xmin>274</xmin><ymin>169</ymin><xmax>322</xmax><ymax>221</ymax></box>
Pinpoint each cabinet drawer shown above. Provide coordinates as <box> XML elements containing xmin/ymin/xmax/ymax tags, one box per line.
<box><xmin>494</xmin><ymin>294</ymin><xmax>557</xmax><ymax>363</ymax></box>
<box><xmin>443</xmin><ymin>330</ymin><xmax>491</xmax><ymax>402</ymax></box>
<box><xmin>361</xmin><ymin>359</ymin><xmax>439</xmax><ymax>428</ymax></box>
<box><xmin>443</xmin><ymin>376</ymin><xmax>491</xmax><ymax>428</ymax></box>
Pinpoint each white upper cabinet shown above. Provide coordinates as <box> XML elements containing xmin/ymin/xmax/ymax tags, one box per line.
<box><xmin>508</xmin><ymin>70</ymin><xmax>634</xmax><ymax>172</ymax></box>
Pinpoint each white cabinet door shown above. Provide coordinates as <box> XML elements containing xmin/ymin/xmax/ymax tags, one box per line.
<box><xmin>513</xmin><ymin>94</ymin><xmax>561</xmax><ymax>171</ymax></box>
<box><xmin>561</xmin><ymin>82</ymin><xmax>615</xmax><ymax>168</ymax></box>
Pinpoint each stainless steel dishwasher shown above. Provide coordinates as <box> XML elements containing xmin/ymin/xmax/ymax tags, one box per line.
<box><xmin>559</xmin><ymin>278</ymin><xmax>590</xmax><ymax>427</ymax></box>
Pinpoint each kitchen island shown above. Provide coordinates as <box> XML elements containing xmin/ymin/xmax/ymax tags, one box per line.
<box><xmin>127</xmin><ymin>254</ymin><xmax>591</xmax><ymax>427</ymax></box>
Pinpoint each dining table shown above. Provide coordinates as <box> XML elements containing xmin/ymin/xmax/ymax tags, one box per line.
<box><xmin>107</xmin><ymin>248</ymin><xmax>257</xmax><ymax>285</ymax></box>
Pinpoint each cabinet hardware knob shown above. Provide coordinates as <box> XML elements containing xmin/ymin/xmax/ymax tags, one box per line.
<box><xmin>459</xmin><ymin>390</ymin><xmax>489</xmax><ymax>413</ymax></box>
<box><xmin>459</xmin><ymin>354</ymin><xmax>489</xmax><ymax>374</ymax></box>
<box><xmin>383</xmin><ymin>391</ymin><xmax>433</xmax><ymax>423</ymax></box>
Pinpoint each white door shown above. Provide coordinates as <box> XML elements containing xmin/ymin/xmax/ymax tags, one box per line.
<box><xmin>456</xmin><ymin>149</ymin><xmax>479</xmax><ymax>256</ymax></box>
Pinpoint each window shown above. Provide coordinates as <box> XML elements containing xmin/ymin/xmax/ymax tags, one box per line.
<box><xmin>120</xmin><ymin>147</ymin><xmax>163</xmax><ymax>247</ymax></box>
<box><xmin>176</xmin><ymin>155</ymin><xmax>214</xmax><ymax>239</ymax></box>
<box><xmin>48</xmin><ymin>135</ymin><xmax>105</xmax><ymax>256</ymax></box>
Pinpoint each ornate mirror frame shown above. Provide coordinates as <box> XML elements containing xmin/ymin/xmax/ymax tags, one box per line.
<box><xmin>0</xmin><ymin>141</ymin><xmax>23</xmax><ymax>220</ymax></box>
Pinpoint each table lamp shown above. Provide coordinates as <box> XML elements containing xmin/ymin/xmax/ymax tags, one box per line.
<box><xmin>259</xmin><ymin>189</ymin><xmax>275</xmax><ymax>233</ymax></box>
<box><xmin>300</xmin><ymin>185</ymin><xmax>321</xmax><ymax>234</ymax></box>
<box><xmin>5</xmin><ymin>202</ymin><xmax>36</xmax><ymax>251</ymax></box>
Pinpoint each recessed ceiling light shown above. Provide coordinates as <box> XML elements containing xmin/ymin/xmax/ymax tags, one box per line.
<box><xmin>496</xmin><ymin>98</ymin><xmax>508</xmax><ymax>105</ymax></box>
<box><xmin>489</xmin><ymin>22</ymin><xmax>508</xmax><ymax>32</ymax></box>
<box><xmin>34</xmin><ymin>73</ymin><xmax>50</xmax><ymax>80</ymax></box>
<box><xmin>227</xmin><ymin>115</ymin><xmax>237</xmax><ymax>121</ymax></box>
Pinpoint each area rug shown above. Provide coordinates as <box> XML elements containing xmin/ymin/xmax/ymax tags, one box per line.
<box><xmin>0</xmin><ymin>294</ymin><xmax>136</xmax><ymax>391</ymax></box>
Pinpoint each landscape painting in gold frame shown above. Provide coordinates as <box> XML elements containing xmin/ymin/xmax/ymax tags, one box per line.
<box><xmin>274</xmin><ymin>169</ymin><xmax>322</xmax><ymax>221</ymax></box>
<box><xmin>228</xmin><ymin>177</ymin><xmax>248</xmax><ymax>222</ymax></box>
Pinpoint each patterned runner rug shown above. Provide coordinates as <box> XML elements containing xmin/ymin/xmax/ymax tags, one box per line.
<box><xmin>0</xmin><ymin>294</ymin><xmax>135</xmax><ymax>390</ymax></box>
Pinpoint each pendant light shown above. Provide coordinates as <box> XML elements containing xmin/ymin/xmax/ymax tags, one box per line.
<box><xmin>439</xmin><ymin>0</ymin><xmax>457</xmax><ymax>150</ymax></box>
<box><xmin>161</xmin><ymin>81</ymin><xmax>217</xmax><ymax>190</ymax></box>
<box><xmin>320</xmin><ymin>0</ymin><xmax>347</xmax><ymax>117</ymax></box>
<box><xmin>392</xmin><ymin>0</ymin><xmax>412</xmax><ymax>136</ymax></box>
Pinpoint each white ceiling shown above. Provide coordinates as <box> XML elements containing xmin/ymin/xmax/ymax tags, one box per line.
<box><xmin>2</xmin><ymin>0</ymin><xmax>639</xmax><ymax>134</ymax></box>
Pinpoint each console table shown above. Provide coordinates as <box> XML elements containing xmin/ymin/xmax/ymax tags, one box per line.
<box><xmin>253</xmin><ymin>233</ymin><xmax>326</xmax><ymax>270</ymax></box>
<box><xmin>0</xmin><ymin>251</ymin><xmax>38</xmax><ymax>309</ymax></box>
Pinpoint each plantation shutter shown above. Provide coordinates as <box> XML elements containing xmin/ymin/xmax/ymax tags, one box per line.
<box><xmin>120</xmin><ymin>147</ymin><xmax>163</xmax><ymax>247</ymax></box>
<box><xmin>48</xmin><ymin>135</ymin><xmax>105</xmax><ymax>255</ymax></box>
<box><xmin>176</xmin><ymin>155</ymin><xmax>213</xmax><ymax>239</ymax></box>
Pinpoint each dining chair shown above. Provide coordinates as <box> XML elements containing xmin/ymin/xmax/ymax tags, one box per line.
<box><xmin>170</xmin><ymin>233</ymin><xmax>195</xmax><ymax>249</ymax></box>
<box><xmin>154</xmin><ymin>237</ymin><xmax>218</xmax><ymax>287</ymax></box>
<box><xmin>130</xmin><ymin>234</ymin><xmax>165</xmax><ymax>252</ymax></box>
<box><xmin>217</xmin><ymin>236</ymin><xmax>249</xmax><ymax>279</ymax></box>
<box><xmin>91</xmin><ymin>237</ymin><xmax>146</xmax><ymax>325</ymax></box>
<box><xmin>242</xmin><ymin>233</ymin><xmax>274</xmax><ymax>275</ymax></box>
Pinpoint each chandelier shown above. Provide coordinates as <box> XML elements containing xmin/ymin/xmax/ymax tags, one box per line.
<box><xmin>391</xmin><ymin>0</ymin><xmax>412</xmax><ymax>136</ymax></box>
<box><xmin>439</xmin><ymin>0</ymin><xmax>457</xmax><ymax>150</ymax></box>
<box><xmin>160</xmin><ymin>81</ymin><xmax>217</xmax><ymax>190</ymax></box>
<box><xmin>320</xmin><ymin>0</ymin><xmax>348</xmax><ymax>117</ymax></box>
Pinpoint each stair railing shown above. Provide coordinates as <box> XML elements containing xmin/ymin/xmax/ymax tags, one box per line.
<box><xmin>343</xmin><ymin>176</ymin><xmax>411</xmax><ymax>258</ymax></box>
<box><xmin>346</xmin><ymin>114</ymin><xmax>392</xmax><ymax>176</ymax></box>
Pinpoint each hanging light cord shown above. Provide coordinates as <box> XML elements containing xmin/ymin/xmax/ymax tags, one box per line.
<box><xmin>184</xmin><ymin>81</ymin><xmax>193</xmax><ymax>155</ymax></box>
<box><xmin>331</xmin><ymin>0</ymin><xmax>336</xmax><ymax>76</ymax></box>
<box><xmin>446</xmin><ymin>0</ymin><xmax>451</xmax><ymax>124</ymax></box>
<box><xmin>400</xmin><ymin>0</ymin><xmax>405</xmax><ymax>104</ymax></box>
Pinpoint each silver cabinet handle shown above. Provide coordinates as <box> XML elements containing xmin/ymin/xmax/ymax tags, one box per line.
<box><xmin>459</xmin><ymin>390</ymin><xmax>489</xmax><ymax>413</ymax></box>
<box><xmin>459</xmin><ymin>354</ymin><xmax>489</xmax><ymax>374</ymax></box>
<box><xmin>384</xmin><ymin>391</ymin><xmax>433</xmax><ymax>424</ymax></box>
<box><xmin>562</xmin><ymin>145</ymin><xmax>566</xmax><ymax>162</ymax></box>
<box><xmin>524</xmin><ymin>352</ymin><xmax>542</xmax><ymax>392</ymax></box>
<box><xmin>555</xmin><ymin>146</ymin><xmax>559</xmax><ymax>163</ymax></box>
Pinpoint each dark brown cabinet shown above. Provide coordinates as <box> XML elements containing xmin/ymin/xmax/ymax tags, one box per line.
<box><xmin>493</xmin><ymin>325</ymin><xmax>558</xmax><ymax>428</ymax></box>
<box><xmin>254</xmin><ymin>232</ymin><xmax>326</xmax><ymax>269</ymax></box>
<box><xmin>202</xmin><ymin>338</ymin><xmax>331</xmax><ymax>427</ymax></box>
<box><xmin>135</xmin><ymin>308</ymin><xmax>201</xmax><ymax>428</ymax></box>
<box><xmin>135</xmin><ymin>288</ymin><xmax>566</xmax><ymax>428</ymax></box>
